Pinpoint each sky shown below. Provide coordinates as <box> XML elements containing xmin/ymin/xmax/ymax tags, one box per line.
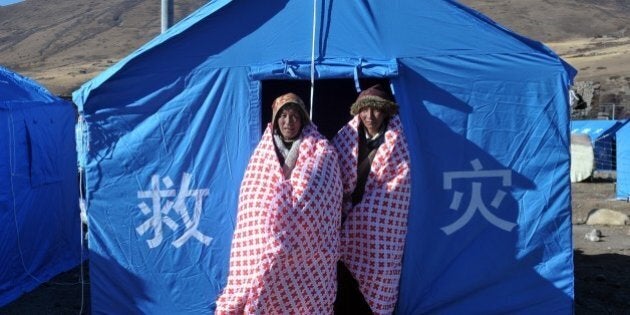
<box><xmin>0</xmin><ymin>0</ymin><xmax>23</xmax><ymax>6</ymax></box>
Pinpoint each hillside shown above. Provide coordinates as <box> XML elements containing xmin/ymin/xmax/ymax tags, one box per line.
<box><xmin>1</xmin><ymin>0</ymin><xmax>629</xmax><ymax>114</ymax></box>
<box><xmin>460</xmin><ymin>0</ymin><xmax>630</xmax><ymax>42</ymax></box>
<box><xmin>0</xmin><ymin>0</ymin><xmax>206</xmax><ymax>95</ymax></box>
<box><xmin>461</xmin><ymin>0</ymin><xmax>630</xmax><ymax>118</ymax></box>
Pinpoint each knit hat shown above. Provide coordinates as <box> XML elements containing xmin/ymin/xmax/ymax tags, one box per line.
<box><xmin>350</xmin><ymin>84</ymin><xmax>399</xmax><ymax>116</ymax></box>
<box><xmin>272</xmin><ymin>92</ymin><xmax>310</xmax><ymax>126</ymax></box>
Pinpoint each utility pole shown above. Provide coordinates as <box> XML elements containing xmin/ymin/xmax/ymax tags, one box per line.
<box><xmin>161</xmin><ymin>0</ymin><xmax>174</xmax><ymax>33</ymax></box>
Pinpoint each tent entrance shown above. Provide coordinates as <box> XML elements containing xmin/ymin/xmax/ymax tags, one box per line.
<box><xmin>261</xmin><ymin>78</ymin><xmax>392</xmax><ymax>139</ymax></box>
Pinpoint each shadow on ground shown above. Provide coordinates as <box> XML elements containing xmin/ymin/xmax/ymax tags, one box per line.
<box><xmin>0</xmin><ymin>261</ymin><xmax>90</xmax><ymax>315</ymax></box>
<box><xmin>3</xmin><ymin>251</ymin><xmax>630</xmax><ymax>313</ymax></box>
<box><xmin>574</xmin><ymin>250</ymin><xmax>630</xmax><ymax>314</ymax></box>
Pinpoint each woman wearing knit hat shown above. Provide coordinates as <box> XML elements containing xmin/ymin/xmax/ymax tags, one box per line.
<box><xmin>216</xmin><ymin>93</ymin><xmax>343</xmax><ymax>314</ymax></box>
<box><xmin>332</xmin><ymin>84</ymin><xmax>411</xmax><ymax>315</ymax></box>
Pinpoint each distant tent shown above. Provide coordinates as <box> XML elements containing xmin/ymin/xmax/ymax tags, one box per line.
<box><xmin>73</xmin><ymin>0</ymin><xmax>576</xmax><ymax>313</ymax></box>
<box><xmin>570</xmin><ymin>133</ymin><xmax>594</xmax><ymax>182</ymax></box>
<box><xmin>0</xmin><ymin>66</ymin><xmax>81</xmax><ymax>306</ymax></box>
<box><xmin>570</xmin><ymin>120</ymin><xmax>624</xmax><ymax>171</ymax></box>
<box><xmin>0</xmin><ymin>0</ymin><xmax>24</xmax><ymax>7</ymax></box>
<box><xmin>617</xmin><ymin>120</ymin><xmax>630</xmax><ymax>199</ymax></box>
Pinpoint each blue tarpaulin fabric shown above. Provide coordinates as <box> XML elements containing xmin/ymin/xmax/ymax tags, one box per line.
<box><xmin>616</xmin><ymin>121</ymin><xmax>630</xmax><ymax>199</ymax></box>
<box><xmin>570</xmin><ymin>120</ymin><xmax>622</xmax><ymax>170</ymax></box>
<box><xmin>0</xmin><ymin>66</ymin><xmax>81</xmax><ymax>307</ymax></box>
<box><xmin>73</xmin><ymin>0</ymin><xmax>576</xmax><ymax>313</ymax></box>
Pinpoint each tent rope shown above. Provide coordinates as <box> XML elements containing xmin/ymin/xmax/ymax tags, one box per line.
<box><xmin>77</xmin><ymin>114</ymin><xmax>89</xmax><ymax>315</ymax></box>
<box><xmin>309</xmin><ymin>0</ymin><xmax>317</xmax><ymax>118</ymax></box>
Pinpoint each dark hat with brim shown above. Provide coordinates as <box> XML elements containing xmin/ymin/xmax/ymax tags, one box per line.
<box><xmin>350</xmin><ymin>84</ymin><xmax>399</xmax><ymax>116</ymax></box>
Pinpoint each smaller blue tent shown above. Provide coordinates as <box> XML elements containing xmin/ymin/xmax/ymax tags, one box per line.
<box><xmin>571</xmin><ymin>120</ymin><xmax>622</xmax><ymax>171</ymax></box>
<box><xmin>617</xmin><ymin>120</ymin><xmax>630</xmax><ymax>199</ymax></box>
<box><xmin>0</xmin><ymin>66</ymin><xmax>82</xmax><ymax>307</ymax></box>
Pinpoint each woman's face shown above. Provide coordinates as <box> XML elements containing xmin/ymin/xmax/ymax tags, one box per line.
<box><xmin>359</xmin><ymin>107</ymin><xmax>385</xmax><ymax>137</ymax></box>
<box><xmin>277</xmin><ymin>106</ymin><xmax>302</xmax><ymax>140</ymax></box>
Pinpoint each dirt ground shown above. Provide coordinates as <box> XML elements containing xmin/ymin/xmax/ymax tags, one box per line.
<box><xmin>1</xmin><ymin>181</ymin><xmax>628</xmax><ymax>314</ymax></box>
<box><xmin>571</xmin><ymin>179</ymin><xmax>630</xmax><ymax>314</ymax></box>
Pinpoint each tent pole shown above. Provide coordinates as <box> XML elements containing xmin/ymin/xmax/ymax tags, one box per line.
<box><xmin>309</xmin><ymin>0</ymin><xmax>318</xmax><ymax>119</ymax></box>
<box><xmin>161</xmin><ymin>0</ymin><xmax>174</xmax><ymax>33</ymax></box>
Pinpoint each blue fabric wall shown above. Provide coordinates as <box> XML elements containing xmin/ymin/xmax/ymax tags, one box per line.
<box><xmin>82</xmin><ymin>68</ymin><xmax>252</xmax><ymax>313</ymax></box>
<box><xmin>0</xmin><ymin>67</ymin><xmax>81</xmax><ymax>307</ymax></box>
<box><xmin>395</xmin><ymin>57</ymin><xmax>573</xmax><ymax>313</ymax></box>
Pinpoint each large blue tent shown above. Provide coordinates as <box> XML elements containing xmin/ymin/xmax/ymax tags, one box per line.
<box><xmin>0</xmin><ymin>66</ymin><xmax>81</xmax><ymax>307</ymax></box>
<box><xmin>73</xmin><ymin>0</ymin><xmax>576</xmax><ymax>313</ymax></box>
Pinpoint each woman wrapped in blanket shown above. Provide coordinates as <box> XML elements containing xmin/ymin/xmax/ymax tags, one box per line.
<box><xmin>332</xmin><ymin>84</ymin><xmax>411</xmax><ymax>315</ymax></box>
<box><xmin>216</xmin><ymin>93</ymin><xmax>343</xmax><ymax>314</ymax></box>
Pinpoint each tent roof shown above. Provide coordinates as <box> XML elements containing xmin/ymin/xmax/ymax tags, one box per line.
<box><xmin>571</xmin><ymin>119</ymin><xmax>623</xmax><ymax>141</ymax></box>
<box><xmin>73</xmin><ymin>0</ymin><xmax>575</xmax><ymax>107</ymax></box>
<box><xmin>1</xmin><ymin>66</ymin><xmax>59</xmax><ymax>107</ymax></box>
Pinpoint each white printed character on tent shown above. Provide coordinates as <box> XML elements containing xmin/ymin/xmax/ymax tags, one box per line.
<box><xmin>442</xmin><ymin>159</ymin><xmax>517</xmax><ymax>235</ymax></box>
<box><xmin>136</xmin><ymin>173</ymin><xmax>212</xmax><ymax>248</ymax></box>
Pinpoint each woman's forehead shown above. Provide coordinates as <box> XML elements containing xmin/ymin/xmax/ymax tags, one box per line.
<box><xmin>360</xmin><ymin>106</ymin><xmax>383</xmax><ymax>113</ymax></box>
<box><xmin>279</xmin><ymin>106</ymin><xmax>301</xmax><ymax>115</ymax></box>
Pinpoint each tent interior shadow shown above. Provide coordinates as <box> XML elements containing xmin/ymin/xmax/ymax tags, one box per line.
<box><xmin>261</xmin><ymin>78</ymin><xmax>392</xmax><ymax>140</ymax></box>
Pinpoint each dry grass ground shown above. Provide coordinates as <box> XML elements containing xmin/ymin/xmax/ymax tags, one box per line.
<box><xmin>548</xmin><ymin>37</ymin><xmax>630</xmax><ymax>83</ymax></box>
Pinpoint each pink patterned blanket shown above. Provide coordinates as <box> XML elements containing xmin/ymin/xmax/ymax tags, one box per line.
<box><xmin>216</xmin><ymin>124</ymin><xmax>342</xmax><ymax>314</ymax></box>
<box><xmin>332</xmin><ymin>115</ymin><xmax>411</xmax><ymax>315</ymax></box>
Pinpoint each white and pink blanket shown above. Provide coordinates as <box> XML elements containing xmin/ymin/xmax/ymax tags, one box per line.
<box><xmin>216</xmin><ymin>124</ymin><xmax>342</xmax><ymax>314</ymax></box>
<box><xmin>332</xmin><ymin>115</ymin><xmax>411</xmax><ymax>315</ymax></box>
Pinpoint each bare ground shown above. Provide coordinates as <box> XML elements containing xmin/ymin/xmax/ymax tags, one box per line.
<box><xmin>572</xmin><ymin>179</ymin><xmax>630</xmax><ymax>314</ymax></box>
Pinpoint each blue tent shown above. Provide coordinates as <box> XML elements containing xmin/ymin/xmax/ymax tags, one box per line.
<box><xmin>0</xmin><ymin>66</ymin><xmax>81</xmax><ymax>307</ymax></box>
<box><xmin>571</xmin><ymin>120</ymin><xmax>624</xmax><ymax>171</ymax></box>
<box><xmin>73</xmin><ymin>0</ymin><xmax>576</xmax><ymax>313</ymax></box>
<box><xmin>617</xmin><ymin>120</ymin><xmax>630</xmax><ymax>199</ymax></box>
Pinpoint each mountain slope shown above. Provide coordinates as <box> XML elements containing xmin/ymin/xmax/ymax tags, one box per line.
<box><xmin>461</xmin><ymin>0</ymin><xmax>630</xmax><ymax>117</ymax></box>
<box><xmin>460</xmin><ymin>0</ymin><xmax>630</xmax><ymax>42</ymax></box>
<box><xmin>0</xmin><ymin>0</ymin><xmax>206</xmax><ymax>95</ymax></box>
